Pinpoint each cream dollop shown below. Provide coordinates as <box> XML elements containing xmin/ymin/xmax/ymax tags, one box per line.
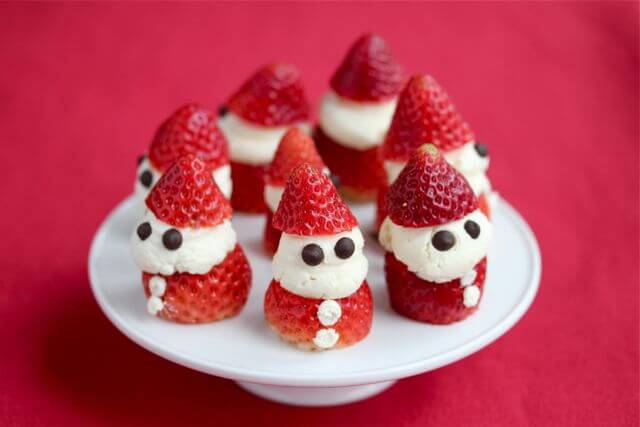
<box><xmin>218</xmin><ymin>113</ymin><xmax>310</xmax><ymax>166</ymax></box>
<box><xmin>379</xmin><ymin>209</ymin><xmax>491</xmax><ymax>283</ymax></box>
<box><xmin>319</xmin><ymin>91</ymin><xmax>396</xmax><ymax>151</ymax></box>
<box><xmin>130</xmin><ymin>210</ymin><xmax>237</xmax><ymax>276</ymax></box>
<box><xmin>272</xmin><ymin>228</ymin><xmax>368</xmax><ymax>299</ymax></box>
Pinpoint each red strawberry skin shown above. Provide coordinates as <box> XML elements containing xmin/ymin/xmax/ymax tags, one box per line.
<box><xmin>375</xmin><ymin>185</ymin><xmax>388</xmax><ymax>231</ymax></box>
<box><xmin>263</xmin><ymin>211</ymin><xmax>281</xmax><ymax>255</ymax></box>
<box><xmin>227</xmin><ymin>63</ymin><xmax>310</xmax><ymax>127</ymax></box>
<box><xmin>230</xmin><ymin>161</ymin><xmax>268</xmax><ymax>213</ymax></box>
<box><xmin>314</xmin><ymin>127</ymin><xmax>385</xmax><ymax>197</ymax></box>
<box><xmin>142</xmin><ymin>244</ymin><xmax>251</xmax><ymax>324</ymax></box>
<box><xmin>382</xmin><ymin>75</ymin><xmax>474</xmax><ymax>161</ymax></box>
<box><xmin>264</xmin><ymin>280</ymin><xmax>373</xmax><ymax>349</ymax></box>
<box><xmin>265</xmin><ymin>127</ymin><xmax>326</xmax><ymax>187</ymax></box>
<box><xmin>149</xmin><ymin>104</ymin><xmax>229</xmax><ymax>172</ymax></box>
<box><xmin>331</xmin><ymin>33</ymin><xmax>403</xmax><ymax>102</ymax></box>
<box><xmin>385</xmin><ymin>254</ymin><xmax>487</xmax><ymax>324</ymax></box>
<box><xmin>272</xmin><ymin>163</ymin><xmax>357</xmax><ymax>236</ymax></box>
<box><xmin>146</xmin><ymin>155</ymin><xmax>232</xmax><ymax>228</ymax></box>
<box><xmin>386</xmin><ymin>146</ymin><xmax>478</xmax><ymax>228</ymax></box>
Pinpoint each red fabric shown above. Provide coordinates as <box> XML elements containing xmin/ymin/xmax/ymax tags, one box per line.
<box><xmin>0</xmin><ymin>3</ymin><xmax>637</xmax><ymax>426</ymax></box>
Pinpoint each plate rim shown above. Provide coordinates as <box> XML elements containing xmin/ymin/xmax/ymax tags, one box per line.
<box><xmin>88</xmin><ymin>195</ymin><xmax>541</xmax><ymax>387</ymax></box>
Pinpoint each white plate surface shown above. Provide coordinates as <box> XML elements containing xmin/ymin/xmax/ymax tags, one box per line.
<box><xmin>89</xmin><ymin>196</ymin><xmax>540</xmax><ymax>387</ymax></box>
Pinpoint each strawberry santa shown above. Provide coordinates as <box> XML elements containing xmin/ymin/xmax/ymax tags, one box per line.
<box><xmin>377</xmin><ymin>74</ymin><xmax>492</xmax><ymax>229</ymax></box>
<box><xmin>263</xmin><ymin>127</ymin><xmax>329</xmax><ymax>255</ymax></box>
<box><xmin>135</xmin><ymin>103</ymin><xmax>232</xmax><ymax>203</ymax></box>
<box><xmin>218</xmin><ymin>63</ymin><xmax>311</xmax><ymax>213</ymax></box>
<box><xmin>379</xmin><ymin>144</ymin><xmax>492</xmax><ymax>324</ymax></box>
<box><xmin>314</xmin><ymin>33</ymin><xmax>404</xmax><ymax>201</ymax></box>
<box><xmin>264</xmin><ymin>164</ymin><xmax>373</xmax><ymax>350</ymax></box>
<box><xmin>131</xmin><ymin>155</ymin><xmax>251</xmax><ymax>323</ymax></box>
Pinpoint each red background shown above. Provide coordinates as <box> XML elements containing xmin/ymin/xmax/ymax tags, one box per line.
<box><xmin>1</xmin><ymin>3</ymin><xmax>638</xmax><ymax>426</ymax></box>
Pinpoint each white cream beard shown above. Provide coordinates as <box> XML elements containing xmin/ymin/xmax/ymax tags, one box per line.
<box><xmin>272</xmin><ymin>228</ymin><xmax>368</xmax><ymax>299</ymax></box>
<box><xmin>131</xmin><ymin>211</ymin><xmax>237</xmax><ymax>276</ymax></box>
<box><xmin>212</xmin><ymin>164</ymin><xmax>233</xmax><ymax>198</ymax></box>
<box><xmin>319</xmin><ymin>91</ymin><xmax>396</xmax><ymax>151</ymax></box>
<box><xmin>379</xmin><ymin>210</ymin><xmax>491</xmax><ymax>283</ymax></box>
<box><xmin>218</xmin><ymin>113</ymin><xmax>310</xmax><ymax>165</ymax></box>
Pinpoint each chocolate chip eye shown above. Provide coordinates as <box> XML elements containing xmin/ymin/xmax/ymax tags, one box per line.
<box><xmin>334</xmin><ymin>237</ymin><xmax>355</xmax><ymax>259</ymax></box>
<box><xmin>162</xmin><ymin>229</ymin><xmax>182</xmax><ymax>250</ymax></box>
<box><xmin>137</xmin><ymin>154</ymin><xmax>145</xmax><ymax>166</ymax></box>
<box><xmin>218</xmin><ymin>105</ymin><xmax>228</xmax><ymax>117</ymax></box>
<box><xmin>139</xmin><ymin>170</ymin><xmax>153</xmax><ymax>188</ymax></box>
<box><xmin>464</xmin><ymin>220</ymin><xmax>480</xmax><ymax>239</ymax></box>
<box><xmin>329</xmin><ymin>173</ymin><xmax>341</xmax><ymax>188</ymax></box>
<box><xmin>432</xmin><ymin>230</ymin><xmax>455</xmax><ymax>251</ymax></box>
<box><xmin>474</xmin><ymin>142</ymin><xmax>489</xmax><ymax>158</ymax></box>
<box><xmin>301</xmin><ymin>244</ymin><xmax>324</xmax><ymax>266</ymax></box>
<box><xmin>136</xmin><ymin>222</ymin><xmax>151</xmax><ymax>240</ymax></box>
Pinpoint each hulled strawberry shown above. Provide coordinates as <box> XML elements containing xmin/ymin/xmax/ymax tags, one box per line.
<box><xmin>315</xmin><ymin>33</ymin><xmax>403</xmax><ymax>201</ymax></box>
<box><xmin>264</xmin><ymin>164</ymin><xmax>373</xmax><ymax>350</ymax></box>
<box><xmin>218</xmin><ymin>63</ymin><xmax>311</xmax><ymax>213</ymax></box>
<box><xmin>263</xmin><ymin>127</ymin><xmax>327</xmax><ymax>255</ymax></box>
<box><xmin>379</xmin><ymin>144</ymin><xmax>492</xmax><ymax>324</ymax></box>
<box><xmin>378</xmin><ymin>74</ymin><xmax>493</xmax><ymax>228</ymax></box>
<box><xmin>135</xmin><ymin>103</ymin><xmax>232</xmax><ymax>203</ymax></box>
<box><xmin>131</xmin><ymin>155</ymin><xmax>251</xmax><ymax>323</ymax></box>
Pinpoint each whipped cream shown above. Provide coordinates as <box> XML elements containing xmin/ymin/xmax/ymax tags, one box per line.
<box><xmin>135</xmin><ymin>157</ymin><xmax>232</xmax><ymax>201</ymax></box>
<box><xmin>218</xmin><ymin>113</ymin><xmax>310</xmax><ymax>166</ymax></box>
<box><xmin>379</xmin><ymin>209</ymin><xmax>491</xmax><ymax>283</ymax></box>
<box><xmin>272</xmin><ymin>228</ymin><xmax>368</xmax><ymax>299</ymax></box>
<box><xmin>131</xmin><ymin>210</ymin><xmax>237</xmax><ymax>276</ymax></box>
<box><xmin>383</xmin><ymin>159</ymin><xmax>405</xmax><ymax>185</ymax></box>
<box><xmin>319</xmin><ymin>91</ymin><xmax>397</xmax><ymax>151</ymax></box>
<box><xmin>317</xmin><ymin>300</ymin><xmax>342</xmax><ymax>326</ymax></box>
<box><xmin>313</xmin><ymin>328</ymin><xmax>339</xmax><ymax>349</ymax></box>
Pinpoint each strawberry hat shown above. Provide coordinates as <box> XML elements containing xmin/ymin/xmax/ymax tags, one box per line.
<box><xmin>331</xmin><ymin>33</ymin><xmax>404</xmax><ymax>102</ymax></box>
<box><xmin>148</xmin><ymin>103</ymin><xmax>229</xmax><ymax>172</ymax></box>
<box><xmin>227</xmin><ymin>63</ymin><xmax>310</xmax><ymax>127</ymax></box>
<box><xmin>265</xmin><ymin>127</ymin><xmax>326</xmax><ymax>187</ymax></box>
<box><xmin>273</xmin><ymin>164</ymin><xmax>357</xmax><ymax>236</ymax></box>
<box><xmin>382</xmin><ymin>75</ymin><xmax>474</xmax><ymax>161</ymax></box>
<box><xmin>386</xmin><ymin>144</ymin><xmax>478</xmax><ymax>228</ymax></box>
<box><xmin>146</xmin><ymin>155</ymin><xmax>232</xmax><ymax>228</ymax></box>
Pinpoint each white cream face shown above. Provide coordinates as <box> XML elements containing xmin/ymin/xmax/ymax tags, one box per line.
<box><xmin>379</xmin><ymin>209</ymin><xmax>491</xmax><ymax>283</ymax></box>
<box><xmin>272</xmin><ymin>227</ymin><xmax>368</xmax><ymax>299</ymax></box>
<box><xmin>443</xmin><ymin>141</ymin><xmax>491</xmax><ymax>195</ymax></box>
<box><xmin>130</xmin><ymin>210</ymin><xmax>237</xmax><ymax>276</ymax></box>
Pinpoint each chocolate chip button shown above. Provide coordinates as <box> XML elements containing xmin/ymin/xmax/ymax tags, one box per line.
<box><xmin>162</xmin><ymin>229</ymin><xmax>182</xmax><ymax>250</ymax></box>
<box><xmin>137</xmin><ymin>154</ymin><xmax>145</xmax><ymax>166</ymax></box>
<box><xmin>218</xmin><ymin>105</ymin><xmax>228</xmax><ymax>117</ymax></box>
<box><xmin>474</xmin><ymin>142</ymin><xmax>489</xmax><ymax>158</ymax></box>
<box><xmin>139</xmin><ymin>170</ymin><xmax>153</xmax><ymax>188</ymax></box>
<box><xmin>464</xmin><ymin>220</ymin><xmax>480</xmax><ymax>239</ymax></box>
<box><xmin>334</xmin><ymin>237</ymin><xmax>355</xmax><ymax>259</ymax></box>
<box><xmin>136</xmin><ymin>222</ymin><xmax>151</xmax><ymax>240</ymax></box>
<box><xmin>432</xmin><ymin>230</ymin><xmax>455</xmax><ymax>251</ymax></box>
<box><xmin>301</xmin><ymin>244</ymin><xmax>324</xmax><ymax>266</ymax></box>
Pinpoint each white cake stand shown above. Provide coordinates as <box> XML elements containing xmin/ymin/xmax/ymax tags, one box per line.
<box><xmin>88</xmin><ymin>195</ymin><xmax>540</xmax><ymax>406</ymax></box>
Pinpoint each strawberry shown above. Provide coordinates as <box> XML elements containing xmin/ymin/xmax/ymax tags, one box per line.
<box><xmin>385</xmin><ymin>254</ymin><xmax>486</xmax><ymax>324</ymax></box>
<box><xmin>265</xmin><ymin>127</ymin><xmax>326</xmax><ymax>187</ymax></box>
<box><xmin>227</xmin><ymin>63</ymin><xmax>310</xmax><ymax>127</ymax></box>
<box><xmin>386</xmin><ymin>144</ymin><xmax>478</xmax><ymax>228</ymax></box>
<box><xmin>143</xmin><ymin>244</ymin><xmax>251</xmax><ymax>323</ymax></box>
<box><xmin>313</xmin><ymin>127</ymin><xmax>385</xmax><ymax>197</ymax></box>
<box><xmin>264</xmin><ymin>280</ymin><xmax>373</xmax><ymax>350</ymax></box>
<box><xmin>272</xmin><ymin>164</ymin><xmax>357</xmax><ymax>236</ymax></box>
<box><xmin>263</xmin><ymin>211</ymin><xmax>281</xmax><ymax>255</ymax></box>
<box><xmin>382</xmin><ymin>75</ymin><xmax>474</xmax><ymax>161</ymax></box>
<box><xmin>146</xmin><ymin>155</ymin><xmax>232</xmax><ymax>228</ymax></box>
<box><xmin>148</xmin><ymin>103</ymin><xmax>229</xmax><ymax>172</ymax></box>
<box><xmin>375</xmin><ymin>185</ymin><xmax>388</xmax><ymax>231</ymax></box>
<box><xmin>330</xmin><ymin>33</ymin><xmax>403</xmax><ymax>102</ymax></box>
<box><xmin>230</xmin><ymin>161</ymin><xmax>268</xmax><ymax>213</ymax></box>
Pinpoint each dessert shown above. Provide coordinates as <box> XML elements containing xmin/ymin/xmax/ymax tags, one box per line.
<box><xmin>218</xmin><ymin>63</ymin><xmax>311</xmax><ymax>213</ymax></box>
<box><xmin>379</xmin><ymin>145</ymin><xmax>492</xmax><ymax>324</ymax></box>
<box><xmin>314</xmin><ymin>33</ymin><xmax>404</xmax><ymax>201</ymax></box>
<box><xmin>377</xmin><ymin>74</ymin><xmax>492</xmax><ymax>228</ymax></box>
<box><xmin>131</xmin><ymin>155</ymin><xmax>251</xmax><ymax>323</ymax></box>
<box><xmin>263</xmin><ymin>127</ymin><xmax>328</xmax><ymax>255</ymax></box>
<box><xmin>264</xmin><ymin>164</ymin><xmax>373</xmax><ymax>350</ymax></box>
<box><xmin>135</xmin><ymin>103</ymin><xmax>232</xmax><ymax>203</ymax></box>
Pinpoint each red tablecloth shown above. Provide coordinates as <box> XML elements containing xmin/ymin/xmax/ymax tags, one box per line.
<box><xmin>1</xmin><ymin>3</ymin><xmax>638</xmax><ymax>426</ymax></box>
